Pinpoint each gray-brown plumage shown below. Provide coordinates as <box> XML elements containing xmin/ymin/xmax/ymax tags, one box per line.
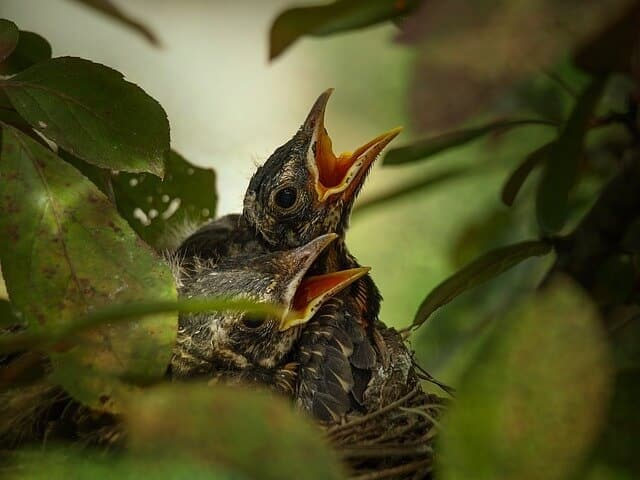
<box><xmin>176</xmin><ymin>90</ymin><xmax>407</xmax><ymax>422</ymax></box>
<box><xmin>171</xmin><ymin>233</ymin><xmax>369</xmax><ymax>397</ymax></box>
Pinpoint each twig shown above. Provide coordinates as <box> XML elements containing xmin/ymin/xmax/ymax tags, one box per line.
<box><xmin>350</xmin><ymin>459</ymin><xmax>432</xmax><ymax>480</ymax></box>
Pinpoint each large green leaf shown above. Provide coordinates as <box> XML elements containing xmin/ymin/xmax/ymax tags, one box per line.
<box><xmin>383</xmin><ymin>119</ymin><xmax>554</xmax><ymax>166</ymax></box>
<box><xmin>127</xmin><ymin>384</ymin><xmax>346</xmax><ymax>480</ymax></box>
<box><xmin>1</xmin><ymin>57</ymin><xmax>169</xmax><ymax>176</ymax></box>
<box><xmin>438</xmin><ymin>278</ymin><xmax>612</xmax><ymax>480</ymax></box>
<box><xmin>501</xmin><ymin>141</ymin><xmax>554</xmax><ymax>206</ymax></box>
<box><xmin>0</xmin><ymin>19</ymin><xmax>19</xmax><ymax>62</ymax></box>
<box><xmin>8</xmin><ymin>449</ymin><xmax>244</xmax><ymax>480</ymax></box>
<box><xmin>0</xmin><ymin>30</ymin><xmax>52</xmax><ymax>75</ymax></box>
<box><xmin>69</xmin><ymin>0</ymin><xmax>160</xmax><ymax>46</ymax></box>
<box><xmin>0</xmin><ymin>299</ymin><xmax>19</xmax><ymax>327</ymax></box>
<box><xmin>270</xmin><ymin>0</ymin><xmax>421</xmax><ymax>60</ymax></box>
<box><xmin>536</xmin><ymin>76</ymin><xmax>607</xmax><ymax>234</ymax></box>
<box><xmin>0</xmin><ymin>125</ymin><xmax>177</xmax><ymax>412</ymax></box>
<box><xmin>413</xmin><ymin>240</ymin><xmax>552</xmax><ymax>328</ymax></box>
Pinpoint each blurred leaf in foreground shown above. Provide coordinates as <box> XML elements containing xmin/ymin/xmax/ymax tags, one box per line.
<box><xmin>0</xmin><ymin>299</ymin><xmax>19</xmax><ymax>327</ymax></box>
<box><xmin>68</xmin><ymin>0</ymin><xmax>160</xmax><ymax>46</ymax></box>
<box><xmin>127</xmin><ymin>383</ymin><xmax>346</xmax><ymax>480</ymax></box>
<box><xmin>1</xmin><ymin>57</ymin><xmax>169</xmax><ymax>176</ymax></box>
<box><xmin>439</xmin><ymin>277</ymin><xmax>612</xmax><ymax>480</ymax></box>
<box><xmin>383</xmin><ymin>119</ymin><xmax>554</xmax><ymax>166</ymax></box>
<box><xmin>413</xmin><ymin>240</ymin><xmax>551</xmax><ymax>328</ymax></box>
<box><xmin>536</xmin><ymin>76</ymin><xmax>607</xmax><ymax>234</ymax></box>
<box><xmin>0</xmin><ymin>125</ymin><xmax>177</xmax><ymax>412</ymax></box>
<box><xmin>7</xmin><ymin>448</ymin><xmax>244</xmax><ymax>480</ymax></box>
<box><xmin>269</xmin><ymin>0</ymin><xmax>421</xmax><ymax>60</ymax></box>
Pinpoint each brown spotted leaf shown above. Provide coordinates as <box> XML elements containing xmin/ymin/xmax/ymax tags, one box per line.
<box><xmin>0</xmin><ymin>125</ymin><xmax>177</xmax><ymax>412</ymax></box>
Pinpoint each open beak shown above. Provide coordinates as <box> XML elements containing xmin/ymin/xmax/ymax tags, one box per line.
<box><xmin>302</xmin><ymin>89</ymin><xmax>402</xmax><ymax>203</ymax></box>
<box><xmin>280</xmin><ymin>267</ymin><xmax>370</xmax><ymax>331</ymax></box>
<box><xmin>275</xmin><ymin>232</ymin><xmax>370</xmax><ymax>331</ymax></box>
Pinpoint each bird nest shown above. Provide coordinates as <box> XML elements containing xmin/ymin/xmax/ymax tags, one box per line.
<box><xmin>327</xmin><ymin>387</ymin><xmax>447</xmax><ymax>480</ymax></box>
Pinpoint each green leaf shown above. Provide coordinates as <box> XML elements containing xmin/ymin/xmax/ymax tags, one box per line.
<box><xmin>1</xmin><ymin>57</ymin><xmax>169</xmax><ymax>176</ymax></box>
<box><xmin>438</xmin><ymin>277</ymin><xmax>612</xmax><ymax>480</ymax></box>
<box><xmin>0</xmin><ymin>30</ymin><xmax>52</xmax><ymax>75</ymax></box>
<box><xmin>10</xmin><ymin>448</ymin><xmax>245</xmax><ymax>480</ymax></box>
<box><xmin>588</xmin><ymin>369</ymin><xmax>640</xmax><ymax>478</ymax></box>
<box><xmin>383</xmin><ymin>119</ymin><xmax>555</xmax><ymax>166</ymax></box>
<box><xmin>270</xmin><ymin>0</ymin><xmax>421</xmax><ymax>60</ymax></box>
<box><xmin>60</xmin><ymin>149</ymin><xmax>217</xmax><ymax>250</ymax></box>
<box><xmin>127</xmin><ymin>384</ymin><xmax>347</xmax><ymax>480</ymax></box>
<box><xmin>0</xmin><ymin>124</ymin><xmax>177</xmax><ymax>412</ymax></box>
<box><xmin>501</xmin><ymin>141</ymin><xmax>554</xmax><ymax>206</ymax></box>
<box><xmin>412</xmin><ymin>240</ymin><xmax>552</xmax><ymax>328</ymax></box>
<box><xmin>536</xmin><ymin>76</ymin><xmax>607</xmax><ymax>234</ymax></box>
<box><xmin>0</xmin><ymin>299</ymin><xmax>19</xmax><ymax>327</ymax></box>
<box><xmin>111</xmin><ymin>150</ymin><xmax>216</xmax><ymax>250</ymax></box>
<box><xmin>0</xmin><ymin>19</ymin><xmax>19</xmax><ymax>62</ymax></box>
<box><xmin>0</xmin><ymin>297</ymin><xmax>284</xmax><ymax>356</ymax></box>
<box><xmin>69</xmin><ymin>0</ymin><xmax>160</xmax><ymax>47</ymax></box>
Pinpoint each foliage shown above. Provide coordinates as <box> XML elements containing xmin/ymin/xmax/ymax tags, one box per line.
<box><xmin>1</xmin><ymin>0</ymin><xmax>639</xmax><ymax>478</ymax></box>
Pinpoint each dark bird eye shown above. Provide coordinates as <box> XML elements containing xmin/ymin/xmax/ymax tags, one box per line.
<box><xmin>274</xmin><ymin>187</ymin><xmax>297</xmax><ymax>209</ymax></box>
<box><xmin>241</xmin><ymin>313</ymin><xmax>266</xmax><ymax>329</ymax></box>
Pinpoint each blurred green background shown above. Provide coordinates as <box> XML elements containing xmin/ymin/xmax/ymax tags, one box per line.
<box><xmin>0</xmin><ymin>0</ymin><xmax>559</xmax><ymax>384</ymax></box>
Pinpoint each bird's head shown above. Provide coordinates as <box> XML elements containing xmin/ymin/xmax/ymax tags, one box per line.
<box><xmin>177</xmin><ymin>233</ymin><xmax>369</xmax><ymax>370</ymax></box>
<box><xmin>243</xmin><ymin>89</ymin><xmax>401</xmax><ymax>247</ymax></box>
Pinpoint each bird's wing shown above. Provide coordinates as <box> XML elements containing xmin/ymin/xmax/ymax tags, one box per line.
<box><xmin>296</xmin><ymin>296</ymin><xmax>377</xmax><ymax>423</ymax></box>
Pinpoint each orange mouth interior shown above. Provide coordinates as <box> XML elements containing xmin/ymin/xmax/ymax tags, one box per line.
<box><xmin>314</xmin><ymin>128</ymin><xmax>402</xmax><ymax>198</ymax></box>
<box><xmin>289</xmin><ymin>268</ymin><xmax>369</xmax><ymax>319</ymax></box>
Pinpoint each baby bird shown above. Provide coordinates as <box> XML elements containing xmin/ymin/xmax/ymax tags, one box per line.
<box><xmin>171</xmin><ymin>233</ymin><xmax>369</xmax><ymax>397</ymax></box>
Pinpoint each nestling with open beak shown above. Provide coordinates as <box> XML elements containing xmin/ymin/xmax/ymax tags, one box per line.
<box><xmin>171</xmin><ymin>233</ymin><xmax>369</xmax><ymax>395</ymax></box>
<box><xmin>176</xmin><ymin>89</ymin><xmax>407</xmax><ymax>422</ymax></box>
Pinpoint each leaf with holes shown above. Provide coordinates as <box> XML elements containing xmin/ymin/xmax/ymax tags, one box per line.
<box><xmin>413</xmin><ymin>240</ymin><xmax>552</xmax><ymax>328</ymax></box>
<box><xmin>0</xmin><ymin>124</ymin><xmax>177</xmax><ymax>412</ymax></box>
<box><xmin>536</xmin><ymin>77</ymin><xmax>607</xmax><ymax>234</ymax></box>
<box><xmin>111</xmin><ymin>150</ymin><xmax>217</xmax><ymax>250</ymax></box>
<box><xmin>438</xmin><ymin>278</ymin><xmax>612</xmax><ymax>480</ymax></box>
<box><xmin>383</xmin><ymin>119</ymin><xmax>554</xmax><ymax>166</ymax></box>
<box><xmin>0</xmin><ymin>30</ymin><xmax>52</xmax><ymax>75</ymax></box>
<box><xmin>128</xmin><ymin>384</ymin><xmax>346</xmax><ymax>480</ymax></box>
<box><xmin>60</xmin><ymin>148</ymin><xmax>217</xmax><ymax>250</ymax></box>
<box><xmin>0</xmin><ymin>19</ymin><xmax>19</xmax><ymax>62</ymax></box>
<box><xmin>1</xmin><ymin>57</ymin><xmax>169</xmax><ymax>176</ymax></box>
<box><xmin>270</xmin><ymin>0</ymin><xmax>421</xmax><ymax>60</ymax></box>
